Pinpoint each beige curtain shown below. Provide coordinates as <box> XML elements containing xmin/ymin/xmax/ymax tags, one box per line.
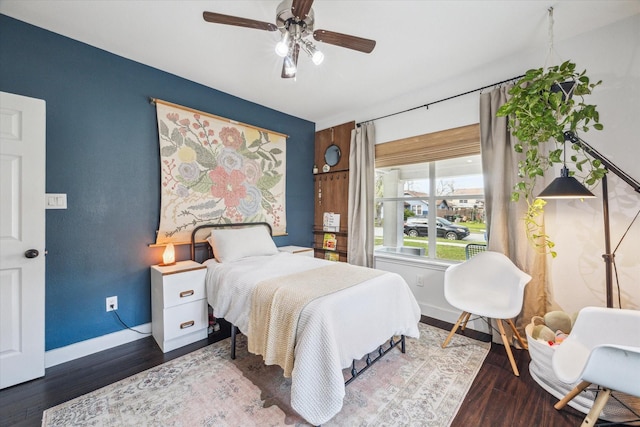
<box><xmin>348</xmin><ymin>122</ymin><xmax>376</xmax><ymax>267</ymax></box>
<box><xmin>479</xmin><ymin>86</ymin><xmax>549</xmax><ymax>343</ymax></box>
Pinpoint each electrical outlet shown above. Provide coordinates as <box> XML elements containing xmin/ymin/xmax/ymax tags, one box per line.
<box><xmin>106</xmin><ymin>296</ymin><xmax>118</xmax><ymax>312</ymax></box>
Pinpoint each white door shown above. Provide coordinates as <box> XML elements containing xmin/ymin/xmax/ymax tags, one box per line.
<box><xmin>0</xmin><ymin>91</ymin><xmax>46</xmax><ymax>389</ymax></box>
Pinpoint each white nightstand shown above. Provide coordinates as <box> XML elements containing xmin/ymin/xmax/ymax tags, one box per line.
<box><xmin>279</xmin><ymin>245</ymin><xmax>314</xmax><ymax>257</ymax></box>
<box><xmin>150</xmin><ymin>260</ymin><xmax>208</xmax><ymax>353</ymax></box>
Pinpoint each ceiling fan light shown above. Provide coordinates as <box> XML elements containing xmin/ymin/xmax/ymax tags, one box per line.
<box><xmin>275</xmin><ymin>31</ymin><xmax>291</xmax><ymax>57</ymax></box>
<box><xmin>299</xmin><ymin>39</ymin><xmax>323</xmax><ymax>65</ymax></box>
<box><xmin>275</xmin><ymin>41</ymin><xmax>289</xmax><ymax>57</ymax></box>
<box><xmin>311</xmin><ymin>49</ymin><xmax>324</xmax><ymax>65</ymax></box>
<box><xmin>283</xmin><ymin>55</ymin><xmax>296</xmax><ymax>77</ymax></box>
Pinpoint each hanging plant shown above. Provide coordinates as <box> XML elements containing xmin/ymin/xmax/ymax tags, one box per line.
<box><xmin>496</xmin><ymin>60</ymin><xmax>605</xmax><ymax>256</ymax></box>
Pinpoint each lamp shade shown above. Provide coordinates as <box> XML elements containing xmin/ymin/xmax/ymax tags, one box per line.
<box><xmin>537</xmin><ymin>166</ymin><xmax>596</xmax><ymax>199</ymax></box>
<box><xmin>161</xmin><ymin>243</ymin><xmax>176</xmax><ymax>265</ymax></box>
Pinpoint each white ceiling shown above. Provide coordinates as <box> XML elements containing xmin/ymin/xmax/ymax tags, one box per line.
<box><xmin>2</xmin><ymin>1</ymin><xmax>639</xmax><ymax>129</ymax></box>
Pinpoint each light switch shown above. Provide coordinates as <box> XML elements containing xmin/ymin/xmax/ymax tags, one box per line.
<box><xmin>45</xmin><ymin>193</ymin><xmax>67</xmax><ymax>209</ymax></box>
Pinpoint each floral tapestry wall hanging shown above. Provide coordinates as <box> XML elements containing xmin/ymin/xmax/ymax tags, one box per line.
<box><xmin>154</xmin><ymin>99</ymin><xmax>287</xmax><ymax>244</ymax></box>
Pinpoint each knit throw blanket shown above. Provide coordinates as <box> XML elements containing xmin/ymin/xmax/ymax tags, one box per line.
<box><xmin>248</xmin><ymin>263</ymin><xmax>384</xmax><ymax>377</ymax></box>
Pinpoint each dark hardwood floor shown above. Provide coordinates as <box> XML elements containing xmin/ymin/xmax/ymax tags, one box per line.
<box><xmin>1</xmin><ymin>317</ymin><xmax>592</xmax><ymax>426</ymax></box>
<box><xmin>429</xmin><ymin>316</ymin><xmax>588</xmax><ymax>427</ymax></box>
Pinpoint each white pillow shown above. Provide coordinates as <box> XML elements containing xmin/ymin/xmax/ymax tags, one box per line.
<box><xmin>207</xmin><ymin>226</ymin><xmax>278</xmax><ymax>263</ymax></box>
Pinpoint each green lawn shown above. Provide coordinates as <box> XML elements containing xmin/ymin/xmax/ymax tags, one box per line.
<box><xmin>461</xmin><ymin>221</ymin><xmax>486</xmax><ymax>234</ymax></box>
<box><xmin>402</xmin><ymin>240</ymin><xmax>466</xmax><ymax>261</ymax></box>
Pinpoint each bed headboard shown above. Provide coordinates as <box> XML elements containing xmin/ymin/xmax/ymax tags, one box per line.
<box><xmin>190</xmin><ymin>222</ymin><xmax>273</xmax><ymax>263</ymax></box>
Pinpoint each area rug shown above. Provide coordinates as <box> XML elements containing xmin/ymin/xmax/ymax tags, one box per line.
<box><xmin>42</xmin><ymin>323</ymin><xmax>489</xmax><ymax>426</ymax></box>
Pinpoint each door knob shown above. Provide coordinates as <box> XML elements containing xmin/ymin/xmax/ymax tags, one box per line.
<box><xmin>25</xmin><ymin>249</ymin><xmax>39</xmax><ymax>258</ymax></box>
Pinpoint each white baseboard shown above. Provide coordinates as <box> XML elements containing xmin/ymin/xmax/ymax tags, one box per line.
<box><xmin>45</xmin><ymin>323</ymin><xmax>152</xmax><ymax>368</ymax></box>
<box><xmin>419</xmin><ymin>302</ymin><xmax>491</xmax><ymax>335</ymax></box>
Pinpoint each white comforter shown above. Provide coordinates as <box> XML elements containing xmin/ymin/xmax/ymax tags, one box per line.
<box><xmin>204</xmin><ymin>253</ymin><xmax>421</xmax><ymax>425</ymax></box>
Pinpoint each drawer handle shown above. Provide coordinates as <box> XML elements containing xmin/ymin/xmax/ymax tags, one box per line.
<box><xmin>180</xmin><ymin>320</ymin><xmax>195</xmax><ymax>329</ymax></box>
<box><xmin>179</xmin><ymin>290</ymin><xmax>194</xmax><ymax>298</ymax></box>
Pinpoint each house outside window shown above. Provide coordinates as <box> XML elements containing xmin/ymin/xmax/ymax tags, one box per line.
<box><xmin>374</xmin><ymin>124</ymin><xmax>486</xmax><ymax>262</ymax></box>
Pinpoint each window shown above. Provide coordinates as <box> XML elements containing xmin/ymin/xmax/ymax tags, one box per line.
<box><xmin>374</xmin><ymin>124</ymin><xmax>486</xmax><ymax>262</ymax></box>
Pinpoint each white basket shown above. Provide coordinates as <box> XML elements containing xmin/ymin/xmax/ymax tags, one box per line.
<box><xmin>526</xmin><ymin>319</ymin><xmax>640</xmax><ymax>422</ymax></box>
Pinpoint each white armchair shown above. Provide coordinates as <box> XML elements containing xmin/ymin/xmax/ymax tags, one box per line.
<box><xmin>552</xmin><ymin>306</ymin><xmax>640</xmax><ymax>426</ymax></box>
<box><xmin>441</xmin><ymin>251</ymin><xmax>531</xmax><ymax>376</ymax></box>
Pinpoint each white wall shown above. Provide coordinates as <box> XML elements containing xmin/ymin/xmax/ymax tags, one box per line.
<box><xmin>360</xmin><ymin>14</ymin><xmax>639</xmax><ymax>315</ymax></box>
<box><xmin>542</xmin><ymin>14</ymin><xmax>640</xmax><ymax>313</ymax></box>
<box><xmin>374</xmin><ymin>255</ymin><xmax>490</xmax><ymax>333</ymax></box>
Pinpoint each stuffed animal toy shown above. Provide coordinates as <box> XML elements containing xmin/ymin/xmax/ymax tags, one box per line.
<box><xmin>531</xmin><ymin>323</ymin><xmax>556</xmax><ymax>342</ymax></box>
<box><xmin>530</xmin><ymin>310</ymin><xmax>575</xmax><ymax>345</ymax></box>
<box><xmin>543</xmin><ymin>310</ymin><xmax>573</xmax><ymax>334</ymax></box>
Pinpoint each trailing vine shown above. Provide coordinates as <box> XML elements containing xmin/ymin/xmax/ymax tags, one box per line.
<box><xmin>496</xmin><ymin>60</ymin><xmax>605</xmax><ymax>257</ymax></box>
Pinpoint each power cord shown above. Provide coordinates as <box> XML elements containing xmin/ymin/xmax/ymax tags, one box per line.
<box><xmin>110</xmin><ymin>305</ymin><xmax>151</xmax><ymax>335</ymax></box>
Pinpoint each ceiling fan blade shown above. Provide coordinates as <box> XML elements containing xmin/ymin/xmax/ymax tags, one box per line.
<box><xmin>282</xmin><ymin>44</ymin><xmax>300</xmax><ymax>79</ymax></box>
<box><xmin>291</xmin><ymin>0</ymin><xmax>314</xmax><ymax>20</ymax></box>
<box><xmin>313</xmin><ymin>30</ymin><xmax>376</xmax><ymax>53</ymax></box>
<box><xmin>203</xmin><ymin>11</ymin><xmax>277</xmax><ymax>32</ymax></box>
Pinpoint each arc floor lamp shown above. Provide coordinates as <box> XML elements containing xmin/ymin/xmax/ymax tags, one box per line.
<box><xmin>537</xmin><ymin>131</ymin><xmax>640</xmax><ymax>308</ymax></box>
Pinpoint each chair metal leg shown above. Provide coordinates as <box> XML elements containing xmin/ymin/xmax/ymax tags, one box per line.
<box><xmin>496</xmin><ymin>319</ymin><xmax>519</xmax><ymax>376</ymax></box>
<box><xmin>554</xmin><ymin>380</ymin><xmax>591</xmax><ymax>410</ymax></box>
<box><xmin>506</xmin><ymin>318</ymin><xmax>528</xmax><ymax>350</ymax></box>
<box><xmin>581</xmin><ymin>388</ymin><xmax>611</xmax><ymax>427</ymax></box>
<box><xmin>442</xmin><ymin>311</ymin><xmax>469</xmax><ymax>348</ymax></box>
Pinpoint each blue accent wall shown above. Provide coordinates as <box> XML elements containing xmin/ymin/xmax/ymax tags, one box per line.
<box><xmin>0</xmin><ymin>15</ymin><xmax>315</xmax><ymax>351</ymax></box>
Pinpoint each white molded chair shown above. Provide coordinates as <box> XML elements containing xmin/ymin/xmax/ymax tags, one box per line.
<box><xmin>441</xmin><ymin>251</ymin><xmax>532</xmax><ymax>376</ymax></box>
<box><xmin>552</xmin><ymin>306</ymin><xmax>640</xmax><ymax>426</ymax></box>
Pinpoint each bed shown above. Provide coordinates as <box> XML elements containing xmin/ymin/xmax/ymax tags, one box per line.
<box><xmin>190</xmin><ymin>222</ymin><xmax>421</xmax><ymax>425</ymax></box>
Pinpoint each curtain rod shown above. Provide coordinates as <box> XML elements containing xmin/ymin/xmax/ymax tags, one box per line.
<box><xmin>357</xmin><ymin>74</ymin><xmax>525</xmax><ymax>125</ymax></box>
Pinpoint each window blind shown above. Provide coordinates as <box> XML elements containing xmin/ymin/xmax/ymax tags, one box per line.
<box><xmin>375</xmin><ymin>123</ymin><xmax>480</xmax><ymax>167</ymax></box>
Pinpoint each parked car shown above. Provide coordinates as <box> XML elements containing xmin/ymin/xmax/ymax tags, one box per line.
<box><xmin>404</xmin><ymin>216</ymin><xmax>470</xmax><ymax>240</ymax></box>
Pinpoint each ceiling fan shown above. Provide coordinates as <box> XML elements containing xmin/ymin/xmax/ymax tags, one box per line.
<box><xmin>203</xmin><ymin>0</ymin><xmax>376</xmax><ymax>79</ymax></box>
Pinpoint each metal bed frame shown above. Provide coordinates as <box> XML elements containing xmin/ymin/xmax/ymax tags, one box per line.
<box><xmin>190</xmin><ymin>222</ymin><xmax>406</xmax><ymax>386</ymax></box>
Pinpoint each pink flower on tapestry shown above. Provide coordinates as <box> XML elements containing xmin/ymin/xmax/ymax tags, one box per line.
<box><xmin>209</xmin><ymin>167</ymin><xmax>247</xmax><ymax>208</ymax></box>
<box><xmin>219</xmin><ymin>127</ymin><xmax>243</xmax><ymax>150</ymax></box>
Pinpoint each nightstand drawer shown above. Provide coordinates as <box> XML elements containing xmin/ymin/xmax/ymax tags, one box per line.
<box><xmin>162</xmin><ymin>269</ymin><xmax>206</xmax><ymax>308</ymax></box>
<box><xmin>163</xmin><ymin>300</ymin><xmax>207</xmax><ymax>341</ymax></box>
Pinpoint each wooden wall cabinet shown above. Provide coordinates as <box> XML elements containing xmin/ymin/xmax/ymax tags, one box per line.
<box><xmin>313</xmin><ymin>121</ymin><xmax>354</xmax><ymax>262</ymax></box>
